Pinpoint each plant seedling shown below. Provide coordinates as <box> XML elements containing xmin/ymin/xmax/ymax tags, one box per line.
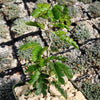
<box><xmin>20</xmin><ymin>3</ymin><xmax>79</xmax><ymax>98</ymax></box>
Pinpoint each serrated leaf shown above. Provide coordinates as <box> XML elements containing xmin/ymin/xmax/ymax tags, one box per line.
<box><xmin>26</xmin><ymin>21</ymin><xmax>45</xmax><ymax>29</ymax></box>
<box><xmin>55</xmin><ymin>31</ymin><xmax>79</xmax><ymax>49</ymax></box>
<box><xmin>32</xmin><ymin>9</ymin><xmax>41</xmax><ymax>18</ymax></box>
<box><xmin>52</xmin><ymin>81</ymin><xmax>67</xmax><ymax>98</ymax></box>
<box><xmin>57</xmin><ymin>6</ymin><xmax>71</xmax><ymax>29</ymax></box>
<box><xmin>20</xmin><ymin>42</ymin><xmax>40</xmax><ymax>51</ymax></box>
<box><xmin>40</xmin><ymin>73</ymin><xmax>49</xmax><ymax>78</ymax></box>
<box><xmin>58</xmin><ymin>30</ymin><xmax>67</xmax><ymax>35</ymax></box>
<box><xmin>47</xmin><ymin>10</ymin><xmax>55</xmax><ymax>21</ymax></box>
<box><xmin>54</xmin><ymin>56</ymin><xmax>67</xmax><ymax>62</ymax></box>
<box><xmin>39</xmin><ymin>58</ymin><xmax>45</xmax><ymax>67</ymax></box>
<box><xmin>53</xmin><ymin>5</ymin><xmax>64</xmax><ymax>12</ymax></box>
<box><xmin>52</xmin><ymin>5</ymin><xmax>62</xmax><ymax>20</ymax></box>
<box><xmin>49</xmin><ymin>62</ymin><xmax>65</xmax><ymax>84</ymax></box>
<box><xmin>65</xmin><ymin>36</ymin><xmax>79</xmax><ymax>49</ymax></box>
<box><xmin>27</xmin><ymin>64</ymin><xmax>40</xmax><ymax>73</ymax></box>
<box><xmin>53</xmin><ymin>23</ymin><xmax>65</xmax><ymax>28</ymax></box>
<box><xmin>44</xmin><ymin>55</ymin><xmax>66</xmax><ymax>65</ymax></box>
<box><xmin>29</xmin><ymin>71</ymin><xmax>40</xmax><ymax>85</ymax></box>
<box><xmin>63</xmin><ymin>6</ymin><xmax>69</xmax><ymax>15</ymax></box>
<box><xmin>35</xmin><ymin>77</ymin><xmax>48</xmax><ymax>96</ymax></box>
<box><xmin>55</xmin><ymin>62</ymin><xmax>73</xmax><ymax>79</ymax></box>
<box><xmin>47</xmin><ymin>55</ymin><xmax>67</xmax><ymax>62</ymax></box>
<box><xmin>32</xmin><ymin>46</ymin><xmax>42</xmax><ymax>62</ymax></box>
<box><xmin>32</xmin><ymin>7</ymin><xmax>49</xmax><ymax>18</ymax></box>
<box><xmin>42</xmin><ymin>88</ymin><xmax>47</xmax><ymax>96</ymax></box>
<box><xmin>38</xmin><ymin>47</ymin><xmax>48</xmax><ymax>60</ymax></box>
<box><xmin>35</xmin><ymin>88</ymin><xmax>42</xmax><ymax>95</ymax></box>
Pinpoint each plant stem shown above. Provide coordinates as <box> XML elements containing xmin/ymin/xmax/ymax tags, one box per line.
<box><xmin>47</xmin><ymin>32</ymin><xmax>53</xmax><ymax>57</ymax></box>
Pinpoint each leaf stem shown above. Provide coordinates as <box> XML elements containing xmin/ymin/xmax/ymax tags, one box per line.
<box><xmin>47</xmin><ymin>31</ymin><xmax>53</xmax><ymax>57</ymax></box>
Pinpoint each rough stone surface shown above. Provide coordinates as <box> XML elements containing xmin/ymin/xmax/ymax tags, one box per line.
<box><xmin>14</xmin><ymin>76</ymin><xmax>87</xmax><ymax>100</ymax></box>
<box><xmin>0</xmin><ymin>0</ymin><xmax>100</xmax><ymax>100</ymax></box>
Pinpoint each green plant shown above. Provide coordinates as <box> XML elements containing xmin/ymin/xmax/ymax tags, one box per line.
<box><xmin>50</xmin><ymin>32</ymin><xmax>70</xmax><ymax>52</ymax></box>
<box><xmin>19</xmin><ymin>3</ymin><xmax>79</xmax><ymax>98</ymax></box>
<box><xmin>73</xmin><ymin>23</ymin><xmax>90</xmax><ymax>41</ymax></box>
<box><xmin>26</xmin><ymin>3</ymin><xmax>79</xmax><ymax>49</ymax></box>
<box><xmin>20</xmin><ymin>42</ymin><xmax>73</xmax><ymax>98</ymax></box>
<box><xmin>18</xmin><ymin>37</ymin><xmax>42</xmax><ymax>60</ymax></box>
<box><xmin>82</xmin><ymin>81</ymin><xmax>100</xmax><ymax>100</ymax></box>
<box><xmin>2</xmin><ymin>3</ymin><xmax>20</xmax><ymax>20</ymax></box>
<box><xmin>78</xmin><ymin>0</ymin><xmax>92</xmax><ymax>3</ymax></box>
<box><xmin>88</xmin><ymin>1</ymin><xmax>100</xmax><ymax>17</ymax></box>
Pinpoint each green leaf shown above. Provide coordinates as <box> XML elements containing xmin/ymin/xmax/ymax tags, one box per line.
<box><xmin>40</xmin><ymin>73</ymin><xmax>49</xmax><ymax>78</ymax></box>
<box><xmin>52</xmin><ymin>5</ymin><xmax>63</xmax><ymax>20</ymax></box>
<box><xmin>46</xmin><ymin>55</ymin><xmax>67</xmax><ymax>62</ymax></box>
<box><xmin>32</xmin><ymin>7</ymin><xmax>49</xmax><ymax>18</ymax></box>
<box><xmin>39</xmin><ymin>58</ymin><xmax>45</xmax><ymax>67</ymax></box>
<box><xmin>57</xmin><ymin>6</ymin><xmax>71</xmax><ymax>29</ymax></box>
<box><xmin>32</xmin><ymin>3</ymin><xmax>51</xmax><ymax>19</ymax></box>
<box><xmin>35</xmin><ymin>77</ymin><xmax>47</xmax><ymax>96</ymax></box>
<box><xmin>20</xmin><ymin>42</ymin><xmax>40</xmax><ymax>51</ymax></box>
<box><xmin>37</xmin><ymin>47</ymin><xmax>48</xmax><ymax>67</ymax></box>
<box><xmin>42</xmin><ymin>87</ymin><xmax>47</xmax><ymax>96</ymax></box>
<box><xmin>55</xmin><ymin>62</ymin><xmax>73</xmax><ymax>79</ymax></box>
<box><xmin>38</xmin><ymin>47</ymin><xmax>48</xmax><ymax>60</ymax></box>
<box><xmin>63</xmin><ymin>6</ymin><xmax>69</xmax><ymax>15</ymax></box>
<box><xmin>53</xmin><ymin>56</ymin><xmax>67</xmax><ymax>62</ymax></box>
<box><xmin>44</xmin><ymin>55</ymin><xmax>67</xmax><ymax>65</ymax></box>
<box><xmin>32</xmin><ymin>46</ymin><xmax>42</xmax><ymax>62</ymax></box>
<box><xmin>55</xmin><ymin>31</ymin><xmax>79</xmax><ymax>49</ymax></box>
<box><xmin>26</xmin><ymin>64</ymin><xmax>40</xmax><ymax>73</ymax></box>
<box><xmin>65</xmin><ymin>36</ymin><xmax>79</xmax><ymax>49</ymax></box>
<box><xmin>53</xmin><ymin>23</ymin><xmax>65</xmax><ymax>28</ymax></box>
<box><xmin>52</xmin><ymin>81</ymin><xmax>67</xmax><ymax>98</ymax></box>
<box><xmin>32</xmin><ymin>9</ymin><xmax>41</xmax><ymax>18</ymax></box>
<box><xmin>29</xmin><ymin>71</ymin><xmax>40</xmax><ymax>85</ymax></box>
<box><xmin>47</xmin><ymin>10</ymin><xmax>55</xmax><ymax>21</ymax></box>
<box><xmin>53</xmin><ymin>5</ymin><xmax>64</xmax><ymax>12</ymax></box>
<box><xmin>49</xmin><ymin>62</ymin><xmax>65</xmax><ymax>84</ymax></box>
<box><xmin>58</xmin><ymin>30</ymin><xmax>67</xmax><ymax>35</ymax></box>
<box><xmin>35</xmin><ymin>88</ymin><xmax>41</xmax><ymax>95</ymax></box>
<box><xmin>26</xmin><ymin>21</ymin><xmax>45</xmax><ymax>29</ymax></box>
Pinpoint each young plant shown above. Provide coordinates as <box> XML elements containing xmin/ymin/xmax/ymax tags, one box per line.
<box><xmin>20</xmin><ymin>3</ymin><xmax>79</xmax><ymax>98</ymax></box>
<box><xmin>26</xmin><ymin>3</ymin><xmax>79</xmax><ymax>49</ymax></box>
<box><xmin>20</xmin><ymin>42</ymin><xmax>73</xmax><ymax>98</ymax></box>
